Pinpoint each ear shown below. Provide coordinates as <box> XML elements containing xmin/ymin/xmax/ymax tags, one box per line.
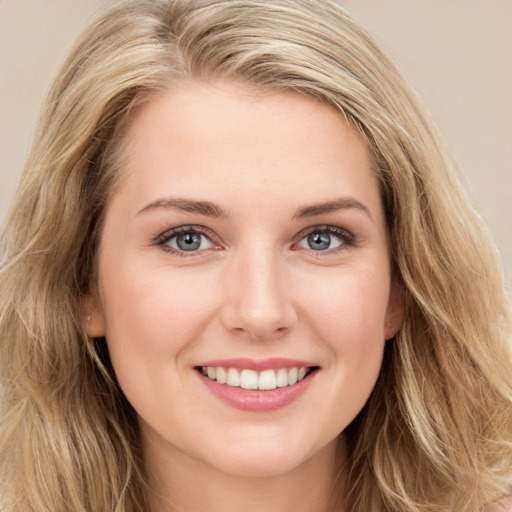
<box><xmin>384</xmin><ymin>282</ymin><xmax>404</xmax><ymax>340</ymax></box>
<box><xmin>83</xmin><ymin>288</ymin><xmax>106</xmax><ymax>338</ymax></box>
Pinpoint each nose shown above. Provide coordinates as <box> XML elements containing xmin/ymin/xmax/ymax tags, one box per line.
<box><xmin>220</xmin><ymin>247</ymin><xmax>298</xmax><ymax>341</ymax></box>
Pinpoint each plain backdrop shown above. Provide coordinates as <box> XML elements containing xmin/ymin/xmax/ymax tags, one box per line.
<box><xmin>1</xmin><ymin>0</ymin><xmax>511</xmax><ymax>289</ymax></box>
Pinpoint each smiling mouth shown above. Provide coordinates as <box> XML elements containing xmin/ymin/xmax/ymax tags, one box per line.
<box><xmin>196</xmin><ymin>366</ymin><xmax>319</xmax><ymax>391</ymax></box>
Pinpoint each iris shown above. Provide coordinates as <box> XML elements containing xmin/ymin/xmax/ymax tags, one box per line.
<box><xmin>307</xmin><ymin>232</ymin><xmax>331</xmax><ymax>250</ymax></box>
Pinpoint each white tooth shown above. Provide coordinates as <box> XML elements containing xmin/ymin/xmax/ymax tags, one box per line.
<box><xmin>258</xmin><ymin>369</ymin><xmax>277</xmax><ymax>390</ymax></box>
<box><xmin>226</xmin><ymin>368</ymin><xmax>241</xmax><ymax>387</ymax></box>
<box><xmin>288</xmin><ymin>367</ymin><xmax>298</xmax><ymax>385</ymax></box>
<box><xmin>276</xmin><ymin>368</ymin><xmax>288</xmax><ymax>387</ymax></box>
<box><xmin>202</xmin><ymin>366</ymin><xmax>208</xmax><ymax>376</ymax></box>
<box><xmin>216</xmin><ymin>367</ymin><xmax>227</xmax><ymax>384</ymax></box>
<box><xmin>240</xmin><ymin>369</ymin><xmax>258</xmax><ymax>390</ymax></box>
<box><xmin>298</xmin><ymin>367</ymin><xmax>307</xmax><ymax>381</ymax></box>
<box><xmin>207</xmin><ymin>367</ymin><xmax>216</xmax><ymax>380</ymax></box>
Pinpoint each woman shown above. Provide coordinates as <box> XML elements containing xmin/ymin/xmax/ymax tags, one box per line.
<box><xmin>0</xmin><ymin>1</ymin><xmax>510</xmax><ymax>511</ymax></box>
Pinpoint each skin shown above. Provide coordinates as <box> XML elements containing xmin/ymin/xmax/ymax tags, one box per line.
<box><xmin>86</xmin><ymin>81</ymin><xmax>403</xmax><ymax>512</ymax></box>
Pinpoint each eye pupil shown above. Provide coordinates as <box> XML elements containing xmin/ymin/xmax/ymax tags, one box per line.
<box><xmin>177</xmin><ymin>232</ymin><xmax>201</xmax><ymax>251</ymax></box>
<box><xmin>307</xmin><ymin>232</ymin><xmax>331</xmax><ymax>250</ymax></box>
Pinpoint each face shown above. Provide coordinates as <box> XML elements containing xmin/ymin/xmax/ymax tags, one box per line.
<box><xmin>87</xmin><ymin>82</ymin><xmax>403</xmax><ymax>479</ymax></box>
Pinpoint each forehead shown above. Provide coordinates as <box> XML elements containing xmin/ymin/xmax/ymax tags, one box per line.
<box><xmin>111</xmin><ymin>81</ymin><xmax>381</xmax><ymax>222</ymax></box>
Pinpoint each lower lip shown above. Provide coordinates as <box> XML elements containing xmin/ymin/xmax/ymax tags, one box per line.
<box><xmin>197</xmin><ymin>370</ymin><xmax>317</xmax><ymax>411</ymax></box>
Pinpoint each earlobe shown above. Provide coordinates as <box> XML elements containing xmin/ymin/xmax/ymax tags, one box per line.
<box><xmin>385</xmin><ymin>282</ymin><xmax>405</xmax><ymax>340</ymax></box>
<box><xmin>83</xmin><ymin>289</ymin><xmax>106</xmax><ymax>338</ymax></box>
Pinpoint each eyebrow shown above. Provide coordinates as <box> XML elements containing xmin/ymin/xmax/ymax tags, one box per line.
<box><xmin>293</xmin><ymin>197</ymin><xmax>373</xmax><ymax>221</ymax></box>
<box><xmin>137</xmin><ymin>198</ymin><xmax>229</xmax><ymax>218</ymax></box>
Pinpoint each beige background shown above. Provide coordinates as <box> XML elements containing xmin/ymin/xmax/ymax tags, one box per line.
<box><xmin>1</xmin><ymin>0</ymin><xmax>511</xmax><ymax>289</ymax></box>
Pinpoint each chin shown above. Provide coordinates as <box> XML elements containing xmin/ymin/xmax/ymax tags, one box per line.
<box><xmin>203</xmin><ymin>432</ymin><xmax>335</xmax><ymax>479</ymax></box>
<box><xmin>215</xmin><ymin>453</ymin><xmax>309</xmax><ymax>479</ymax></box>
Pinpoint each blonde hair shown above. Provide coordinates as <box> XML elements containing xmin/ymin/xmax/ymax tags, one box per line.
<box><xmin>1</xmin><ymin>1</ymin><xmax>511</xmax><ymax>511</ymax></box>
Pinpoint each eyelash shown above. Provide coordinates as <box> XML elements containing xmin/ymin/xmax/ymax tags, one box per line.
<box><xmin>156</xmin><ymin>225</ymin><xmax>217</xmax><ymax>256</ymax></box>
<box><xmin>293</xmin><ymin>225</ymin><xmax>356</xmax><ymax>252</ymax></box>
<box><xmin>155</xmin><ymin>224</ymin><xmax>356</xmax><ymax>256</ymax></box>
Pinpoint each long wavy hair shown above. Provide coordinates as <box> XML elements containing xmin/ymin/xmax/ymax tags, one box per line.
<box><xmin>1</xmin><ymin>1</ymin><xmax>511</xmax><ymax>511</ymax></box>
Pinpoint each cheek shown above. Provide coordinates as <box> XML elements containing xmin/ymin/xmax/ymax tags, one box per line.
<box><xmin>300</xmin><ymin>267</ymin><xmax>389</xmax><ymax>417</ymax></box>
<box><xmin>102</xmin><ymin>259</ymin><xmax>213</xmax><ymax>341</ymax></box>
<box><xmin>98</xmin><ymin>262</ymin><xmax>221</xmax><ymax>431</ymax></box>
<box><xmin>98</xmin><ymin>256</ymin><xmax>219</xmax><ymax>389</ymax></box>
<box><xmin>302</xmin><ymin>265</ymin><xmax>390</xmax><ymax>345</ymax></box>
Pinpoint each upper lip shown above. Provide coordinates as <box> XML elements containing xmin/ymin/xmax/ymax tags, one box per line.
<box><xmin>195</xmin><ymin>357</ymin><xmax>318</xmax><ymax>372</ymax></box>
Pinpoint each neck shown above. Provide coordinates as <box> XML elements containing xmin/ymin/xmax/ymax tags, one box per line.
<box><xmin>143</xmin><ymin>433</ymin><xmax>347</xmax><ymax>512</ymax></box>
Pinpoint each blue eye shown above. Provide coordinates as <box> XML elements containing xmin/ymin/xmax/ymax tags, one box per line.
<box><xmin>296</xmin><ymin>227</ymin><xmax>352</xmax><ymax>251</ymax></box>
<box><xmin>159</xmin><ymin>227</ymin><xmax>215</xmax><ymax>253</ymax></box>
